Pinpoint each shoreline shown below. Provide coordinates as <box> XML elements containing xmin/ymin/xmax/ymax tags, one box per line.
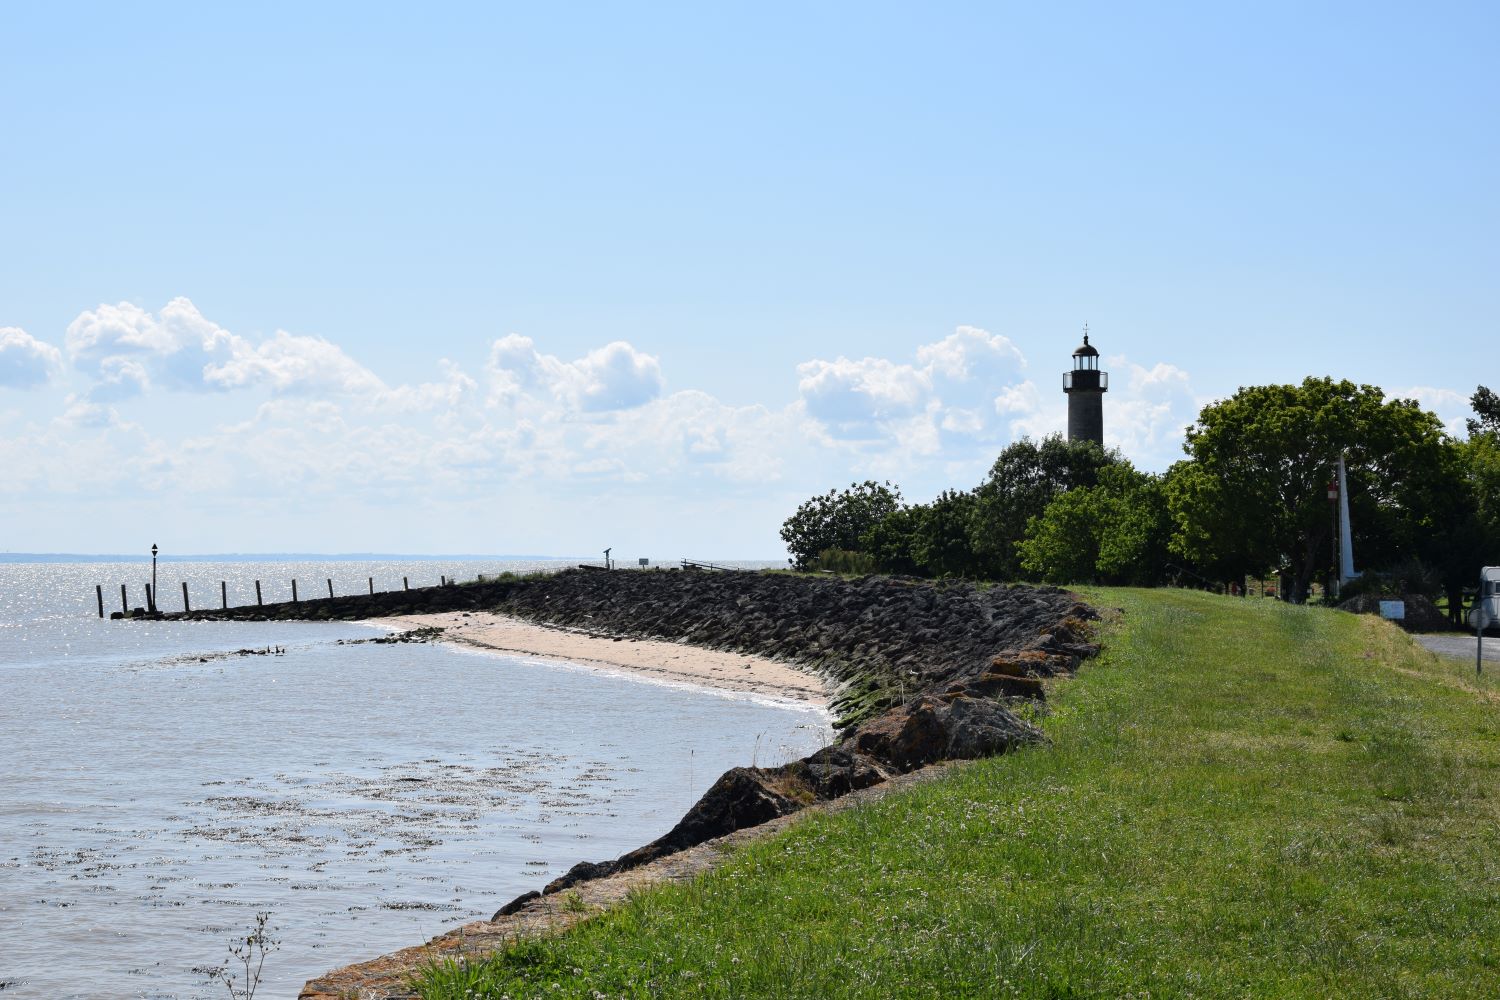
<box><xmin>296</xmin><ymin>571</ymin><xmax>1096</xmax><ymax>999</ymax></box>
<box><xmin>367</xmin><ymin>611</ymin><xmax>833</xmax><ymax>707</ymax></box>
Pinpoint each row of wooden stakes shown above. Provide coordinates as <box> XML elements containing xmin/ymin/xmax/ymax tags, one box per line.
<box><xmin>97</xmin><ymin>574</ymin><xmax>465</xmax><ymax>618</ymax></box>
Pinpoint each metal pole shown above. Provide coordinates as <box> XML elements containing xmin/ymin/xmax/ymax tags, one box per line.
<box><xmin>150</xmin><ymin>544</ymin><xmax>158</xmax><ymax>613</ymax></box>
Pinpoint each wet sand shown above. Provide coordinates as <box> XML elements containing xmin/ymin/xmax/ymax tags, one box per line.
<box><xmin>369</xmin><ymin>611</ymin><xmax>832</xmax><ymax>705</ymax></box>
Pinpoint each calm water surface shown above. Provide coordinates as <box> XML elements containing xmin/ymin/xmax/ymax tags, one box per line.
<box><xmin>0</xmin><ymin>561</ymin><xmax>827</xmax><ymax>999</ymax></box>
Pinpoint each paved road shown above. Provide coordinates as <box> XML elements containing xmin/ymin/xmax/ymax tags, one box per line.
<box><xmin>1415</xmin><ymin>633</ymin><xmax>1500</xmax><ymax>662</ymax></box>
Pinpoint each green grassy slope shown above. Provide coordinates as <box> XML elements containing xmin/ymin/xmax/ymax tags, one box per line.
<box><xmin>419</xmin><ymin>589</ymin><xmax>1500</xmax><ymax>999</ymax></box>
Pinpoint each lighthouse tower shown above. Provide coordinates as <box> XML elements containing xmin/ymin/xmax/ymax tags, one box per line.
<box><xmin>1064</xmin><ymin>327</ymin><xmax>1107</xmax><ymax>445</ymax></box>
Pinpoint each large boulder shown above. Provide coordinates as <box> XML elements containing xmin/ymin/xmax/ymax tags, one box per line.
<box><xmin>853</xmin><ymin>694</ymin><xmax>1046</xmax><ymax>772</ymax></box>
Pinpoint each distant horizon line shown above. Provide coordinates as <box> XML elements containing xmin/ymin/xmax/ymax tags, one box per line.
<box><xmin>0</xmin><ymin>552</ymin><xmax>783</xmax><ymax>564</ymax></box>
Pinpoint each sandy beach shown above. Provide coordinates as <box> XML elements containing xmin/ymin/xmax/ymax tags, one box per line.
<box><xmin>370</xmin><ymin>611</ymin><xmax>832</xmax><ymax>705</ymax></box>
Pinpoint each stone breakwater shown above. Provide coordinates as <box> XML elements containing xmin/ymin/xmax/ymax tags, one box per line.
<box><xmin>172</xmin><ymin>568</ymin><xmax>1095</xmax><ymax>728</ymax></box>
<box><xmin>168</xmin><ymin>569</ymin><xmax>1100</xmax><ymax>997</ymax></box>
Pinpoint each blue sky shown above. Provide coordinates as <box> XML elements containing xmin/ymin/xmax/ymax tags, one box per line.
<box><xmin>1</xmin><ymin>2</ymin><xmax>1495</xmax><ymax>557</ymax></box>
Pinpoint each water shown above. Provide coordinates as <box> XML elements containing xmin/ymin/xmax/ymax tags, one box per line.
<box><xmin>0</xmin><ymin>560</ymin><xmax>828</xmax><ymax>999</ymax></box>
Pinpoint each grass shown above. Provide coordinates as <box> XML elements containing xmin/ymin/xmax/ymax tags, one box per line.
<box><xmin>415</xmin><ymin>588</ymin><xmax>1500</xmax><ymax>998</ymax></box>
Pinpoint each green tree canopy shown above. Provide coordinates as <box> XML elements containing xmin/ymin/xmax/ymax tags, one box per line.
<box><xmin>1019</xmin><ymin>463</ymin><xmax>1172</xmax><ymax>585</ymax></box>
<box><xmin>1468</xmin><ymin>385</ymin><xmax>1500</xmax><ymax>438</ymax></box>
<box><xmin>780</xmin><ymin>480</ymin><xmax>904</xmax><ymax>570</ymax></box>
<box><xmin>969</xmin><ymin>435</ymin><xmax>1120</xmax><ymax>580</ymax></box>
<box><xmin>1169</xmin><ymin>377</ymin><xmax>1455</xmax><ymax>603</ymax></box>
<box><xmin>911</xmin><ymin>489</ymin><xmax>981</xmax><ymax>578</ymax></box>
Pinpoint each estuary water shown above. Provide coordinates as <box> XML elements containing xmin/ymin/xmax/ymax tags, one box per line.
<box><xmin>0</xmin><ymin>560</ymin><xmax>829</xmax><ymax>999</ymax></box>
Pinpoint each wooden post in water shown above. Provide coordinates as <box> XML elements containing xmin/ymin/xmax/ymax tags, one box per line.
<box><xmin>403</xmin><ymin>576</ymin><xmax>409</xmax><ymax>591</ymax></box>
<box><xmin>120</xmin><ymin>584</ymin><xmax>128</xmax><ymax>615</ymax></box>
<box><xmin>145</xmin><ymin>583</ymin><xmax>153</xmax><ymax>613</ymax></box>
<box><xmin>96</xmin><ymin>584</ymin><xmax>104</xmax><ymax>618</ymax></box>
<box><xmin>291</xmin><ymin>579</ymin><xmax>299</xmax><ymax>603</ymax></box>
<box><xmin>220</xmin><ymin>581</ymin><xmax>227</xmax><ymax>609</ymax></box>
<box><xmin>368</xmin><ymin>576</ymin><xmax>374</xmax><ymax>595</ymax></box>
<box><xmin>255</xmin><ymin>580</ymin><xmax>263</xmax><ymax>606</ymax></box>
<box><xmin>182</xmin><ymin>581</ymin><xmax>190</xmax><ymax>612</ymax></box>
<box><xmin>327</xmin><ymin>578</ymin><xmax>334</xmax><ymax>598</ymax></box>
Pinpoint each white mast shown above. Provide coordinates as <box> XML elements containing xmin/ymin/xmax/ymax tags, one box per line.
<box><xmin>1338</xmin><ymin>453</ymin><xmax>1360</xmax><ymax>585</ymax></box>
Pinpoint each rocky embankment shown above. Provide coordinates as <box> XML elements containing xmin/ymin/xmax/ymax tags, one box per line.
<box><xmin>175</xmin><ymin>568</ymin><xmax>1100</xmax><ymax>987</ymax></box>
<box><xmin>174</xmin><ymin>568</ymin><xmax>1094</xmax><ymax>727</ymax></box>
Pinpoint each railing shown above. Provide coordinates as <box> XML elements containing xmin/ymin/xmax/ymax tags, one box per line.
<box><xmin>681</xmin><ymin>559</ymin><xmax>731</xmax><ymax>571</ymax></box>
<box><xmin>1063</xmin><ymin>370</ymin><xmax>1108</xmax><ymax>391</ymax></box>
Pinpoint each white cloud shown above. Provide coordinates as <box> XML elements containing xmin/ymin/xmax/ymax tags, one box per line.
<box><xmin>66</xmin><ymin>298</ymin><xmax>237</xmax><ymax>392</ymax></box>
<box><xmin>1104</xmin><ymin>358</ymin><xmax>1199</xmax><ymax>465</ymax></box>
<box><xmin>1393</xmin><ymin>385</ymin><xmax>1472</xmax><ymax>437</ymax></box>
<box><xmin>0</xmin><ymin>327</ymin><xmax>63</xmax><ymax>388</ymax></box>
<box><xmin>915</xmin><ymin>325</ymin><xmax>1026</xmax><ymax>381</ymax></box>
<box><xmin>486</xmin><ymin>335</ymin><xmax>663</xmax><ymax>412</ymax></box>
<box><xmin>797</xmin><ymin>325</ymin><xmax>1026</xmax><ymax>444</ymax></box>
<box><xmin>64</xmin><ymin>297</ymin><xmax>386</xmax><ymax>399</ymax></box>
<box><xmin>797</xmin><ymin>355</ymin><xmax>929</xmax><ymax>428</ymax></box>
<box><xmin>203</xmin><ymin>330</ymin><xmax>384</xmax><ymax>395</ymax></box>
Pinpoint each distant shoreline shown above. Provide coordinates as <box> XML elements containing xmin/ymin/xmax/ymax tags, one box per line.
<box><xmin>0</xmin><ymin>553</ymin><xmax>580</xmax><ymax>563</ymax></box>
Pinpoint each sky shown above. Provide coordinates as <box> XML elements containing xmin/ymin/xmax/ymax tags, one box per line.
<box><xmin>1</xmin><ymin>2</ymin><xmax>1495</xmax><ymax>558</ymax></box>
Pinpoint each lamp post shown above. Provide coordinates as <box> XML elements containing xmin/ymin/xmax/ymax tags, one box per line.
<box><xmin>151</xmin><ymin>543</ymin><xmax>158</xmax><ymax>614</ymax></box>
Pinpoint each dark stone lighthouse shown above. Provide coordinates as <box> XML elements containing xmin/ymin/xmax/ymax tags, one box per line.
<box><xmin>1064</xmin><ymin>327</ymin><xmax>1107</xmax><ymax>445</ymax></box>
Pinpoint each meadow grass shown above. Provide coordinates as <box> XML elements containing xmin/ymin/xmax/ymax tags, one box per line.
<box><xmin>416</xmin><ymin>588</ymin><xmax>1500</xmax><ymax>998</ymax></box>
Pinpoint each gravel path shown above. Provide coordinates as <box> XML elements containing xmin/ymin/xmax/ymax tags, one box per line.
<box><xmin>1414</xmin><ymin>633</ymin><xmax>1500</xmax><ymax>662</ymax></box>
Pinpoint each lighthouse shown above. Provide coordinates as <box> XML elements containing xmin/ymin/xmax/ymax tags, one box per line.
<box><xmin>1063</xmin><ymin>327</ymin><xmax>1107</xmax><ymax>445</ymax></box>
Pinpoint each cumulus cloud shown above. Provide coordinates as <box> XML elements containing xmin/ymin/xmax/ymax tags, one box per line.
<box><xmin>796</xmin><ymin>329</ymin><xmax>1212</xmax><ymax>477</ymax></box>
<box><xmin>1393</xmin><ymin>385</ymin><xmax>1473</xmax><ymax>437</ymax></box>
<box><xmin>64</xmin><ymin>297</ymin><xmax>385</xmax><ymax>399</ymax></box>
<box><xmin>486</xmin><ymin>335</ymin><xmax>663</xmax><ymax>412</ymax></box>
<box><xmin>798</xmin><ymin>325</ymin><xmax>1032</xmax><ymax>449</ymax></box>
<box><xmin>798</xmin><ymin>325</ymin><xmax>1025</xmax><ymax>443</ymax></box>
<box><xmin>66</xmin><ymin>298</ymin><xmax>236</xmax><ymax>393</ymax></box>
<box><xmin>1104</xmin><ymin>358</ymin><xmax>1199</xmax><ymax>464</ymax></box>
<box><xmin>0</xmin><ymin>327</ymin><xmax>63</xmax><ymax>388</ymax></box>
<box><xmin>203</xmin><ymin>330</ymin><xmax>384</xmax><ymax>395</ymax></box>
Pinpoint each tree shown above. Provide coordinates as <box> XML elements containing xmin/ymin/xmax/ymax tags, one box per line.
<box><xmin>1019</xmin><ymin>464</ymin><xmax>1173</xmax><ymax>585</ymax></box>
<box><xmin>859</xmin><ymin>506</ymin><xmax>922</xmax><ymax>576</ymax></box>
<box><xmin>1169</xmin><ymin>377</ymin><xmax>1454</xmax><ymax>603</ymax></box>
<box><xmin>969</xmin><ymin>435</ymin><xmax>1120</xmax><ymax>580</ymax></box>
<box><xmin>911</xmin><ymin>489</ymin><xmax>982</xmax><ymax>578</ymax></box>
<box><xmin>1018</xmin><ymin>488</ymin><xmax>1101</xmax><ymax>585</ymax></box>
<box><xmin>1096</xmin><ymin>469</ymin><xmax>1174</xmax><ymax>584</ymax></box>
<box><xmin>780</xmin><ymin>480</ymin><xmax>904</xmax><ymax>570</ymax></box>
<box><xmin>1468</xmin><ymin>385</ymin><xmax>1500</xmax><ymax>437</ymax></box>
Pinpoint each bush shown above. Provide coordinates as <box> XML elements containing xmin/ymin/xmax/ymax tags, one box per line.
<box><xmin>812</xmin><ymin>548</ymin><xmax>879</xmax><ymax>575</ymax></box>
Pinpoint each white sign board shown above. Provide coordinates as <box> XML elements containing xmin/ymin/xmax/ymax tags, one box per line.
<box><xmin>1379</xmin><ymin>600</ymin><xmax>1406</xmax><ymax>621</ymax></box>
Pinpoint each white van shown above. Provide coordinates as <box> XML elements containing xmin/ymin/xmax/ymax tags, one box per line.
<box><xmin>1471</xmin><ymin>567</ymin><xmax>1500</xmax><ymax>633</ymax></box>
